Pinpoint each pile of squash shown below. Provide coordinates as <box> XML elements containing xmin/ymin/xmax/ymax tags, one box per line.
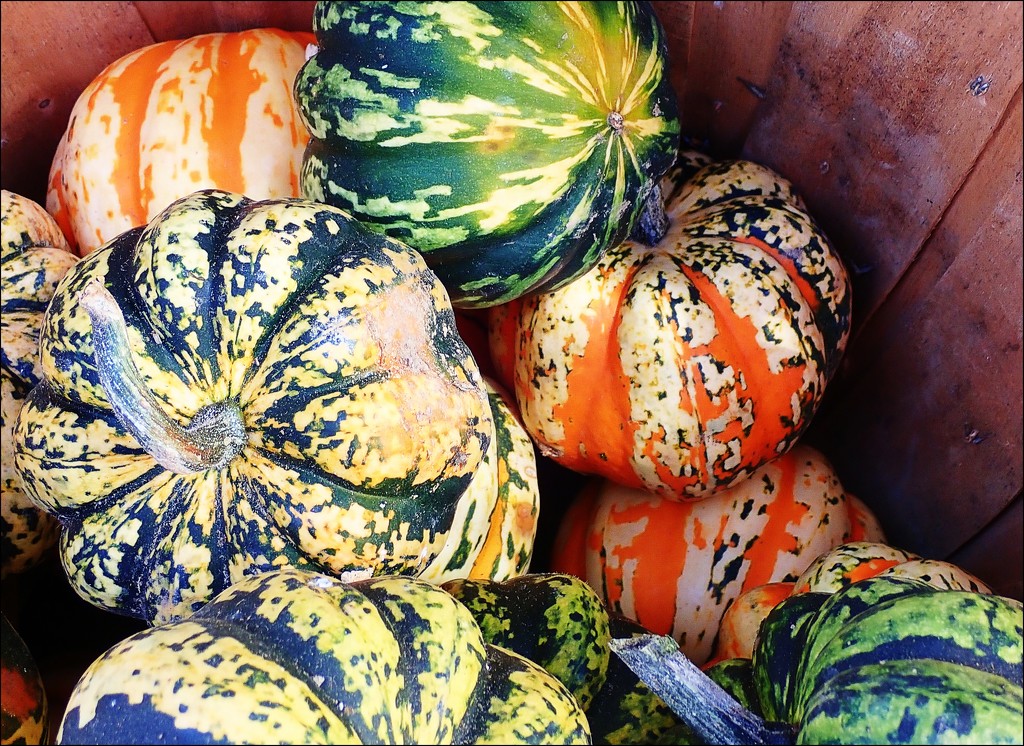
<box><xmin>1</xmin><ymin>2</ymin><xmax>1020</xmax><ymax>745</ymax></box>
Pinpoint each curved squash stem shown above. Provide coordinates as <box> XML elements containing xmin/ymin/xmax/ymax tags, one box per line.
<box><xmin>78</xmin><ymin>279</ymin><xmax>246</xmax><ymax>474</ymax></box>
<box><xmin>630</xmin><ymin>182</ymin><xmax>670</xmax><ymax>246</ymax></box>
<box><xmin>609</xmin><ymin>634</ymin><xmax>796</xmax><ymax>745</ymax></box>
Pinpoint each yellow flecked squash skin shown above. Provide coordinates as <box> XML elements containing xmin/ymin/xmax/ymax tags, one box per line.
<box><xmin>57</xmin><ymin>568</ymin><xmax>592</xmax><ymax>744</ymax></box>
<box><xmin>1</xmin><ymin>189</ymin><xmax>78</xmax><ymax>578</ymax></box>
<box><xmin>421</xmin><ymin>377</ymin><xmax>540</xmax><ymax>584</ymax></box>
<box><xmin>12</xmin><ymin>189</ymin><xmax>498</xmax><ymax>625</ymax></box>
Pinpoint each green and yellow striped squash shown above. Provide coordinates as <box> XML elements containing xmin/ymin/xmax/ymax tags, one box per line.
<box><xmin>550</xmin><ymin>444</ymin><xmax>884</xmax><ymax>665</ymax></box>
<box><xmin>47</xmin><ymin>28</ymin><xmax>315</xmax><ymax>256</ymax></box>
<box><xmin>57</xmin><ymin>568</ymin><xmax>592</xmax><ymax>745</ymax></box>
<box><xmin>1</xmin><ymin>613</ymin><xmax>49</xmax><ymax>746</ymax></box>
<box><xmin>710</xmin><ymin>540</ymin><xmax>993</xmax><ymax>665</ymax></box>
<box><xmin>1</xmin><ymin>190</ymin><xmax>78</xmax><ymax>579</ymax></box>
<box><xmin>613</xmin><ymin>575</ymin><xmax>1024</xmax><ymax>745</ymax></box>
<box><xmin>295</xmin><ymin>0</ymin><xmax>681</xmax><ymax>308</ymax></box>
<box><xmin>12</xmin><ymin>188</ymin><xmax>499</xmax><ymax>625</ymax></box>
<box><xmin>488</xmin><ymin>150</ymin><xmax>852</xmax><ymax>498</ymax></box>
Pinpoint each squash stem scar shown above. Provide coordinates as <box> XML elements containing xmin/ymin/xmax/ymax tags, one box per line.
<box><xmin>78</xmin><ymin>279</ymin><xmax>247</xmax><ymax>473</ymax></box>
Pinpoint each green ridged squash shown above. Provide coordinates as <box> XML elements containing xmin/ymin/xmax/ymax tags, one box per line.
<box><xmin>295</xmin><ymin>1</ymin><xmax>681</xmax><ymax>307</ymax></box>
<box><xmin>613</xmin><ymin>574</ymin><xmax>1024</xmax><ymax>745</ymax></box>
<box><xmin>57</xmin><ymin>568</ymin><xmax>591</xmax><ymax>744</ymax></box>
<box><xmin>13</xmin><ymin>189</ymin><xmax>499</xmax><ymax>625</ymax></box>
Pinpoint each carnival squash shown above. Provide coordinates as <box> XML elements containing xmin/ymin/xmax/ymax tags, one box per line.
<box><xmin>1</xmin><ymin>614</ymin><xmax>48</xmax><ymax>746</ymax></box>
<box><xmin>47</xmin><ymin>28</ymin><xmax>315</xmax><ymax>255</ymax></box>
<box><xmin>489</xmin><ymin>150</ymin><xmax>852</xmax><ymax>498</ymax></box>
<box><xmin>12</xmin><ymin>189</ymin><xmax>496</xmax><ymax>624</ymax></box>
<box><xmin>57</xmin><ymin>567</ymin><xmax>591</xmax><ymax>744</ymax></box>
<box><xmin>295</xmin><ymin>0</ymin><xmax>680</xmax><ymax>307</ymax></box>
<box><xmin>420</xmin><ymin>377</ymin><xmax>540</xmax><ymax>584</ymax></box>
<box><xmin>1</xmin><ymin>190</ymin><xmax>78</xmax><ymax>578</ymax></box>
<box><xmin>710</xmin><ymin>540</ymin><xmax>993</xmax><ymax>665</ymax></box>
<box><xmin>613</xmin><ymin>575</ymin><xmax>1024</xmax><ymax>745</ymax></box>
<box><xmin>550</xmin><ymin>444</ymin><xmax>883</xmax><ymax>664</ymax></box>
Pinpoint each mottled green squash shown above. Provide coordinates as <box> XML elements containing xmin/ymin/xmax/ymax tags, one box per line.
<box><xmin>1</xmin><ymin>189</ymin><xmax>78</xmax><ymax>578</ymax></box>
<box><xmin>442</xmin><ymin>573</ymin><xmax>696</xmax><ymax>745</ymax></box>
<box><xmin>57</xmin><ymin>568</ymin><xmax>591</xmax><ymax>744</ymax></box>
<box><xmin>611</xmin><ymin>575</ymin><xmax>1024</xmax><ymax>745</ymax></box>
<box><xmin>12</xmin><ymin>188</ymin><xmax>498</xmax><ymax>624</ymax></box>
<box><xmin>442</xmin><ymin>574</ymin><xmax>611</xmax><ymax>710</ymax></box>
<box><xmin>295</xmin><ymin>0</ymin><xmax>680</xmax><ymax>307</ymax></box>
<box><xmin>586</xmin><ymin>614</ymin><xmax>688</xmax><ymax>746</ymax></box>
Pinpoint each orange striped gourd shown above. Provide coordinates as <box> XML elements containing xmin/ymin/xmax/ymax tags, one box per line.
<box><xmin>46</xmin><ymin>28</ymin><xmax>314</xmax><ymax>255</ymax></box>
<box><xmin>550</xmin><ymin>444</ymin><xmax>883</xmax><ymax>665</ymax></box>
<box><xmin>489</xmin><ymin>150</ymin><xmax>851</xmax><ymax>499</ymax></box>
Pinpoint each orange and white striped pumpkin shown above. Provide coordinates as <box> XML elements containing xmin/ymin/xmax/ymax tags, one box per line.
<box><xmin>46</xmin><ymin>28</ymin><xmax>314</xmax><ymax>255</ymax></box>
<box><xmin>489</xmin><ymin>150</ymin><xmax>851</xmax><ymax>500</ymax></box>
<box><xmin>549</xmin><ymin>444</ymin><xmax>883</xmax><ymax>664</ymax></box>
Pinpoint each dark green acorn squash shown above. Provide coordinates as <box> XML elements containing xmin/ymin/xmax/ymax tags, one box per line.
<box><xmin>612</xmin><ymin>575</ymin><xmax>1024</xmax><ymax>745</ymax></box>
<box><xmin>56</xmin><ymin>567</ymin><xmax>591</xmax><ymax>744</ymax></box>
<box><xmin>12</xmin><ymin>188</ymin><xmax>496</xmax><ymax>625</ymax></box>
<box><xmin>295</xmin><ymin>0</ymin><xmax>681</xmax><ymax>308</ymax></box>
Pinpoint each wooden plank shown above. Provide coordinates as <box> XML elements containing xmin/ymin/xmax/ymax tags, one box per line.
<box><xmin>947</xmin><ymin>495</ymin><xmax>1023</xmax><ymax>601</ymax></box>
<box><xmin>0</xmin><ymin>1</ymin><xmax>155</xmax><ymax>203</ymax></box>
<box><xmin>740</xmin><ymin>1</ymin><xmax>1024</xmax><ymax>331</ymax></box>
<box><xmin>674</xmin><ymin>0</ymin><xmax>794</xmax><ymax>156</ymax></box>
<box><xmin>806</xmin><ymin>86</ymin><xmax>1023</xmax><ymax>575</ymax></box>
<box><xmin>133</xmin><ymin>1</ymin><xmax>317</xmax><ymax>40</ymax></box>
<box><xmin>651</xmin><ymin>1</ymin><xmax>695</xmax><ymax>112</ymax></box>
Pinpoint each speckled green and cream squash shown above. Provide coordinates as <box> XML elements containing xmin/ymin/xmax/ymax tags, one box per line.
<box><xmin>1</xmin><ymin>189</ymin><xmax>78</xmax><ymax>578</ymax></box>
<box><xmin>57</xmin><ymin>568</ymin><xmax>592</xmax><ymax>745</ymax></box>
<box><xmin>295</xmin><ymin>0</ymin><xmax>681</xmax><ymax>308</ymax></box>
<box><xmin>488</xmin><ymin>149</ymin><xmax>852</xmax><ymax>499</ymax></box>
<box><xmin>442</xmin><ymin>574</ymin><xmax>612</xmax><ymax>711</ymax></box>
<box><xmin>12</xmin><ymin>188</ymin><xmax>497</xmax><ymax>625</ymax></box>
<box><xmin>612</xmin><ymin>575</ymin><xmax>1024</xmax><ymax>745</ymax></box>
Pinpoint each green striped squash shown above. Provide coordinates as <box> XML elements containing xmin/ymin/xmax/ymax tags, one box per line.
<box><xmin>12</xmin><ymin>189</ymin><xmax>498</xmax><ymax>625</ymax></box>
<box><xmin>57</xmin><ymin>568</ymin><xmax>591</xmax><ymax>744</ymax></box>
<box><xmin>611</xmin><ymin>575</ymin><xmax>1024</xmax><ymax>745</ymax></box>
<box><xmin>1</xmin><ymin>190</ymin><xmax>78</xmax><ymax>578</ymax></box>
<box><xmin>295</xmin><ymin>0</ymin><xmax>681</xmax><ymax>308</ymax></box>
